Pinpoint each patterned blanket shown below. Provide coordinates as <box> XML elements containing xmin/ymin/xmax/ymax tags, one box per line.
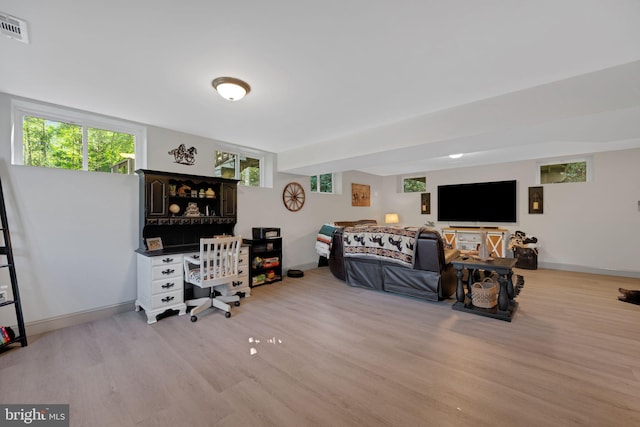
<box><xmin>343</xmin><ymin>226</ymin><xmax>418</xmax><ymax>267</ymax></box>
<box><xmin>315</xmin><ymin>223</ymin><xmax>338</xmax><ymax>258</ymax></box>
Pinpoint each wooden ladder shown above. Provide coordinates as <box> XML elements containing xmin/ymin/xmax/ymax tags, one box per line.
<box><xmin>0</xmin><ymin>177</ymin><xmax>27</xmax><ymax>349</ymax></box>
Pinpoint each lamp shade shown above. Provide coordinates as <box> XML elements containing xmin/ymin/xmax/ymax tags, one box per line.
<box><xmin>211</xmin><ymin>77</ymin><xmax>251</xmax><ymax>101</ymax></box>
<box><xmin>385</xmin><ymin>213</ymin><xmax>399</xmax><ymax>224</ymax></box>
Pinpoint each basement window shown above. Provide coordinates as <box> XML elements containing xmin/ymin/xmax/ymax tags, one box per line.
<box><xmin>403</xmin><ymin>176</ymin><xmax>426</xmax><ymax>192</ymax></box>
<box><xmin>310</xmin><ymin>174</ymin><xmax>334</xmax><ymax>193</ymax></box>
<box><xmin>215</xmin><ymin>150</ymin><xmax>262</xmax><ymax>187</ymax></box>
<box><xmin>12</xmin><ymin>99</ymin><xmax>145</xmax><ymax>174</ymax></box>
<box><xmin>538</xmin><ymin>158</ymin><xmax>591</xmax><ymax>184</ymax></box>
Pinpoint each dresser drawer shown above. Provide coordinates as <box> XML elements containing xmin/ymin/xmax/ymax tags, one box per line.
<box><xmin>151</xmin><ymin>289</ymin><xmax>183</xmax><ymax>309</ymax></box>
<box><xmin>150</xmin><ymin>254</ymin><xmax>182</xmax><ymax>266</ymax></box>
<box><xmin>151</xmin><ymin>264</ymin><xmax>181</xmax><ymax>280</ymax></box>
<box><xmin>238</xmin><ymin>247</ymin><xmax>249</xmax><ymax>265</ymax></box>
<box><xmin>151</xmin><ymin>277</ymin><xmax>183</xmax><ymax>295</ymax></box>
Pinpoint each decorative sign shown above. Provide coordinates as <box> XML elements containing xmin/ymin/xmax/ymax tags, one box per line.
<box><xmin>528</xmin><ymin>186</ymin><xmax>543</xmax><ymax>214</ymax></box>
<box><xmin>421</xmin><ymin>193</ymin><xmax>431</xmax><ymax>214</ymax></box>
<box><xmin>351</xmin><ymin>183</ymin><xmax>370</xmax><ymax>207</ymax></box>
<box><xmin>168</xmin><ymin>143</ymin><xmax>197</xmax><ymax>165</ymax></box>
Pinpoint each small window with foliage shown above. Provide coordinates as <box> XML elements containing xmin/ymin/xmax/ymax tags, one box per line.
<box><xmin>310</xmin><ymin>174</ymin><xmax>333</xmax><ymax>193</ymax></box>
<box><xmin>403</xmin><ymin>176</ymin><xmax>426</xmax><ymax>192</ymax></box>
<box><xmin>13</xmin><ymin>100</ymin><xmax>143</xmax><ymax>174</ymax></box>
<box><xmin>539</xmin><ymin>160</ymin><xmax>589</xmax><ymax>184</ymax></box>
<box><xmin>215</xmin><ymin>151</ymin><xmax>261</xmax><ymax>186</ymax></box>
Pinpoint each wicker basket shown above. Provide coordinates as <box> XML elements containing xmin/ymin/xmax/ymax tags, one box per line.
<box><xmin>471</xmin><ymin>278</ymin><xmax>497</xmax><ymax>308</ymax></box>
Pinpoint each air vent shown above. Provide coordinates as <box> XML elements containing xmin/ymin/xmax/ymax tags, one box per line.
<box><xmin>0</xmin><ymin>12</ymin><xmax>29</xmax><ymax>44</ymax></box>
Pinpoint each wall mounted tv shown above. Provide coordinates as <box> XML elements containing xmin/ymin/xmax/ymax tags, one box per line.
<box><xmin>437</xmin><ymin>180</ymin><xmax>517</xmax><ymax>223</ymax></box>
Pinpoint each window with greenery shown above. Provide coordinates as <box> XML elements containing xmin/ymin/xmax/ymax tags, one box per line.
<box><xmin>215</xmin><ymin>151</ymin><xmax>261</xmax><ymax>186</ymax></box>
<box><xmin>310</xmin><ymin>173</ymin><xmax>333</xmax><ymax>193</ymax></box>
<box><xmin>403</xmin><ymin>176</ymin><xmax>426</xmax><ymax>192</ymax></box>
<box><xmin>539</xmin><ymin>160</ymin><xmax>589</xmax><ymax>184</ymax></box>
<box><xmin>13</xmin><ymin>100</ymin><xmax>144</xmax><ymax>174</ymax></box>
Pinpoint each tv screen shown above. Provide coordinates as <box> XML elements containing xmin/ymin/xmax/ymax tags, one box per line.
<box><xmin>437</xmin><ymin>180</ymin><xmax>517</xmax><ymax>223</ymax></box>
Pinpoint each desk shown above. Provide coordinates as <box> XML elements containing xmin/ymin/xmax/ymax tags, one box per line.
<box><xmin>135</xmin><ymin>244</ymin><xmax>250</xmax><ymax>324</ymax></box>
<box><xmin>451</xmin><ymin>256</ymin><xmax>520</xmax><ymax>322</ymax></box>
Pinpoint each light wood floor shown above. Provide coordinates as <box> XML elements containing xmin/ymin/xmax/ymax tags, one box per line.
<box><xmin>1</xmin><ymin>267</ymin><xmax>639</xmax><ymax>426</ymax></box>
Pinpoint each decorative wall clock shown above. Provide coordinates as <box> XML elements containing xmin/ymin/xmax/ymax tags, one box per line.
<box><xmin>282</xmin><ymin>182</ymin><xmax>305</xmax><ymax>212</ymax></box>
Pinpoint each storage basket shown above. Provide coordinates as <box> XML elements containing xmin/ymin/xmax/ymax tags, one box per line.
<box><xmin>471</xmin><ymin>277</ymin><xmax>497</xmax><ymax>308</ymax></box>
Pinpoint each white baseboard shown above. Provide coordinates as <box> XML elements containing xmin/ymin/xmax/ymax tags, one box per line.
<box><xmin>25</xmin><ymin>301</ymin><xmax>135</xmax><ymax>336</ymax></box>
<box><xmin>539</xmin><ymin>262</ymin><xmax>640</xmax><ymax>279</ymax></box>
<box><xmin>286</xmin><ymin>262</ymin><xmax>319</xmax><ymax>274</ymax></box>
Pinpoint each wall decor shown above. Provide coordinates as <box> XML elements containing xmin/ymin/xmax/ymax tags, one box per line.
<box><xmin>351</xmin><ymin>183</ymin><xmax>370</xmax><ymax>207</ymax></box>
<box><xmin>168</xmin><ymin>143</ymin><xmax>198</xmax><ymax>165</ymax></box>
<box><xmin>421</xmin><ymin>193</ymin><xmax>431</xmax><ymax>214</ymax></box>
<box><xmin>283</xmin><ymin>182</ymin><xmax>305</xmax><ymax>212</ymax></box>
<box><xmin>528</xmin><ymin>186</ymin><xmax>544</xmax><ymax>214</ymax></box>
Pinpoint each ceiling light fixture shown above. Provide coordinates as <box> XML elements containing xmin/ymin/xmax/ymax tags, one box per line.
<box><xmin>211</xmin><ymin>77</ymin><xmax>251</xmax><ymax>101</ymax></box>
<box><xmin>449</xmin><ymin>153</ymin><xmax>463</xmax><ymax>159</ymax></box>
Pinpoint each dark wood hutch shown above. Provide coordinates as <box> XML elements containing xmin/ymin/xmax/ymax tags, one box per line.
<box><xmin>136</xmin><ymin>169</ymin><xmax>238</xmax><ymax>253</ymax></box>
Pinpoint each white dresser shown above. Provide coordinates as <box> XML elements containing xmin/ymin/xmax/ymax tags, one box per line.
<box><xmin>135</xmin><ymin>252</ymin><xmax>187</xmax><ymax>324</ymax></box>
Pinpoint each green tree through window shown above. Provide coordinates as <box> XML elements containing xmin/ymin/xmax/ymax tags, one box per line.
<box><xmin>215</xmin><ymin>151</ymin><xmax>262</xmax><ymax>186</ymax></box>
<box><xmin>310</xmin><ymin>174</ymin><xmax>333</xmax><ymax>193</ymax></box>
<box><xmin>22</xmin><ymin>116</ymin><xmax>134</xmax><ymax>173</ymax></box>
<box><xmin>403</xmin><ymin>177</ymin><xmax>426</xmax><ymax>192</ymax></box>
<box><xmin>540</xmin><ymin>161</ymin><xmax>588</xmax><ymax>184</ymax></box>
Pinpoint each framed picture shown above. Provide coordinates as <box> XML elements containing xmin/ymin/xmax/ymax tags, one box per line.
<box><xmin>421</xmin><ymin>193</ymin><xmax>431</xmax><ymax>214</ymax></box>
<box><xmin>351</xmin><ymin>183</ymin><xmax>370</xmax><ymax>207</ymax></box>
<box><xmin>146</xmin><ymin>237</ymin><xmax>163</xmax><ymax>251</ymax></box>
<box><xmin>528</xmin><ymin>186</ymin><xmax>543</xmax><ymax>214</ymax></box>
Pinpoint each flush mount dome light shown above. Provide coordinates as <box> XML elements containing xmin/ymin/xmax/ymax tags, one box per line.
<box><xmin>211</xmin><ymin>77</ymin><xmax>251</xmax><ymax>101</ymax></box>
<box><xmin>449</xmin><ymin>153</ymin><xmax>463</xmax><ymax>159</ymax></box>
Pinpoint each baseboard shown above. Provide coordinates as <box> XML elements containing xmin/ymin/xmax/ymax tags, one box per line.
<box><xmin>539</xmin><ymin>262</ymin><xmax>640</xmax><ymax>279</ymax></box>
<box><xmin>285</xmin><ymin>262</ymin><xmax>318</xmax><ymax>273</ymax></box>
<box><xmin>25</xmin><ymin>300</ymin><xmax>135</xmax><ymax>336</ymax></box>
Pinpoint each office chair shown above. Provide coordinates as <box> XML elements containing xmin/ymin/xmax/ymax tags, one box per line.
<box><xmin>184</xmin><ymin>235</ymin><xmax>242</xmax><ymax>321</ymax></box>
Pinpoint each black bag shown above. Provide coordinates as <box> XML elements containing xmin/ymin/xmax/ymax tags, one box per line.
<box><xmin>513</xmin><ymin>247</ymin><xmax>538</xmax><ymax>270</ymax></box>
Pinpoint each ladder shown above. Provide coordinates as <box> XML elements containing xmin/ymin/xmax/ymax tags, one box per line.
<box><xmin>0</xmin><ymin>177</ymin><xmax>27</xmax><ymax>349</ymax></box>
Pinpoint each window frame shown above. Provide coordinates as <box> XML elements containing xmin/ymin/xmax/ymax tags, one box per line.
<box><xmin>11</xmin><ymin>99</ymin><xmax>146</xmax><ymax>172</ymax></box>
<box><xmin>214</xmin><ymin>149</ymin><xmax>264</xmax><ymax>187</ymax></box>
<box><xmin>536</xmin><ymin>156</ymin><xmax>593</xmax><ymax>185</ymax></box>
<box><xmin>402</xmin><ymin>176</ymin><xmax>427</xmax><ymax>193</ymax></box>
<box><xmin>310</xmin><ymin>173</ymin><xmax>335</xmax><ymax>194</ymax></box>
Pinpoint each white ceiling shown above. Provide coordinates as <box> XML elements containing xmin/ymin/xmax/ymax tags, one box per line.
<box><xmin>2</xmin><ymin>0</ymin><xmax>640</xmax><ymax>176</ymax></box>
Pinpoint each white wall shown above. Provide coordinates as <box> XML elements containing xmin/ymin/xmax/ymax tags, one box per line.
<box><xmin>0</xmin><ymin>94</ymin><xmax>139</xmax><ymax>326</ymax></box>
<box><xmin>381</xmin><ymin>149</ymin><xmax>640</xmax><ymax>275</ymax></box>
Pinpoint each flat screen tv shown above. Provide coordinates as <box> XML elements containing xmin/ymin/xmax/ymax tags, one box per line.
<box><xmin>437</xmin><ymin>180</ymin><xmax>517</xmax><ymax>223</ymax></box>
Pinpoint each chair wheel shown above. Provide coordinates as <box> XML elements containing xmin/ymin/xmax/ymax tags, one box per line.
<box><xmin>225</xmin><ymin>311</ymin><xmax>231</xmax><ymax>318</ymax></box>
<box><xmin>234</xmin><ymin>301</ymin><xmax>240</xmax><ymax>307</ymax></box>
<box><xmin>191</xmin><ymin>315</ymin><xmax>197</xmax><ymax>322</ymax></box>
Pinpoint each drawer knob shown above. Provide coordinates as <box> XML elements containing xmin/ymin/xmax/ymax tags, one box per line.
<box><xmin>161</xmin><ymin>283</ymin><xmax>175</xmax><ymax>289</ymax></box>
<box><xmin>162</xmin><ymin>269</ymin><xmax>175</xmax><ymax>275</ymax></box>
<box><xmin>162</xmin><ymin>257</ymin><xmax>174</xmax><ymax>263</ymax></box>
<box><xmin>161</xmin><ymin>296</ymin><xmax>175</xmax><ymax>303</ymax></box>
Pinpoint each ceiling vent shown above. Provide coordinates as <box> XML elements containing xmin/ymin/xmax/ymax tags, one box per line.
<box><xmin>0</xmin><ymin>12</ymin><xmax>29</xmax><ymax>44</ymax></box>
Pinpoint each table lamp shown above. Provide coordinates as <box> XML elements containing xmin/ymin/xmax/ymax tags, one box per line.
<box><xmin>385</xmin><ymin>213</ymin><xmax>399</xmax><ymax>225</ymax></box>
